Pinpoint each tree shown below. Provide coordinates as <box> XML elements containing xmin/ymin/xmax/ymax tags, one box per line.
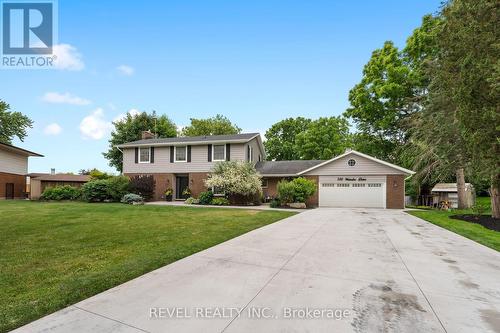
<box><xmin>181</xmin><ymin>114</ymin><xmax>241</xmax><ymax>137</ymax></box>
<box><xmin>103</xmin><ymin>111</ymin><xmax>177</xmax><ymax>172</ymax></box>
<box><xmin>0</xmin><ymin>100</ymin><xmax>33</xmax><ymax>144</ymax></box>
<box><xmin>295</xmin><ymin>117</ymin><xmax>351</xmax><ymax>160</ymax></box>
<box><xmin>427</xmin><ymin>0</ymin><xmax>499</xmax><ymax>216</ymax></box>
<box><xmin>344</xmin><ymin>41</ymin><xmax>417</xmax><ymax>162</ymax></box>
<box><xmin>205</xmin><ymin>161</ymin><xmax>262</xmax><ymax>204</ymax></box>
<box><xmin>264</xmin><ymin>117</ymin><xmax>312</xmax><ymax>160</ymax></box>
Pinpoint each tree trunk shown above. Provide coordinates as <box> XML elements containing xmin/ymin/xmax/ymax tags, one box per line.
<box><xmin>491</xmin><ymin>174</ymin><xmax>500</xmax><ymax>219</ymax></box>
<box><xmin>456</xmin><ymin>167</ymin><xmax>466</xmax><ymax>209</ymax></box>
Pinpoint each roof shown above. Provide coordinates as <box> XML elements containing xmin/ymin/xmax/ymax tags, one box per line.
<box><xmin>30</xmin><ymin>174</ymin><xmax>90</xmax><ymax>182</ymax></box>
<box><xmin>297</xmin><ymin>149</ymin><xmax>415</xmax><ymax>176</ymax></box>
<box><xmin>0</xmin><ymin>142</ymin><xmax>43</xmax><ymax>157</ymax></box>
<box><xmin>256</xmin><ymin>160</ymin><xmax>325</xmax><ymax>176</ymax></box>
<box><xmin>431</xmin><ymin>183</ymin><xmax>474</xmax><ymax>193</ymax></box>
<box><xmin>116</xmin><ymin>133</ymin><xmax>260</xmax><ymax>148</ymax></box>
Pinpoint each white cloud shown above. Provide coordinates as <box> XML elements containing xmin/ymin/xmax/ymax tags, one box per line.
<box><xmin>42</xmin><ymin>92</ymin><xmax>91</xmax><ymax>105</ymax></box>
<box><xmin>116</xmin><ymin>65</ymin><xmax>134</xmax><ymax>76</ymax></box>
<box><xmin>52</xmin><ymin>44</ymin><xmax>84</xmax><ymax>71</ymax></box>
<box><xmin>80</xmin><ymin>108</ymin><xmax>113</xmax><ymax>140</ymax></box>
<box><xmin>43</xmin><ymin>123</ymin><xmax>62</xmax><ymax>135</ymax></box>
<box><xmin>113</xmin><ymin>108</ymin><xmax>141</xmax><ymax>122</ymax></box>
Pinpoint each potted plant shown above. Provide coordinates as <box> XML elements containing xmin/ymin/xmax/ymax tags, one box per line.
<box><xmin>164</xmin><ymin>188</ymin><xmax>173</xmax><ymax>201</ymax></box>
<box><xmin>182</xmin><ymin>187</ymin><xmax>191</xmax><ymax>199</ymax></box>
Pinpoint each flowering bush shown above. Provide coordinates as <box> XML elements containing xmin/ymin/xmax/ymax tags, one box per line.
<box><xmin>205</xmin><ymin>161</ymin><xmax>262</xmax><ymax>204</ymax></box>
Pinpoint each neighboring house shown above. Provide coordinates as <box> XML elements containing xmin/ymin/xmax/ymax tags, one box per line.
<box><xmin>0</xmin><ymin>142</ymin><xmax>43</xmax><ymax>199</ymax></box>
<box><xmin>431</xmin><ymin>183</ymin><xmax>475</xmax><ymax>209</ymax></box>
<box><xmin>118</xmin><ymin>133</ymin><xmax>414</xmax><ymax>208</ymax></box>
<box><xmin>117</xmin><ymin>133</ymin><xmax>265</xmax><ymax>200</ymax></box>
<box><xmin>29</xmin><ymin>173</ymin><xmax>90</xmax><ymax>200</ymax></box>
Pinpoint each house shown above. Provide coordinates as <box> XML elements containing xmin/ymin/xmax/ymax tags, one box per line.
<box><xmin>118</xmin><ymin>133</ymin><xmax>414</xmax><ymax>208</ymax></box>
<box><xmin>0</xmin><ymin>142</ymin><xmax>43</xmax><ymax>199</ymax></box>
<box><xmin>431</xmin><ymin>183</ymin><xmax>475</xmax><ymax>209</ymax></box>
<box><xmin>29</xmin><ymin>173</ymin><xmax>91</xmax><ymax>200</ymax></box>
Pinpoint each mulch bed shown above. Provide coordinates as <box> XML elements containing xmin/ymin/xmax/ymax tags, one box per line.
<box><xmin>450</xmin><ymin>215</ymin><xmax>500</xmax><ymax>232</ymax></box>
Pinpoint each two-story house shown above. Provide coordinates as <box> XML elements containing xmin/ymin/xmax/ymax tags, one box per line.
<box><xmin>118</xmin><ymin>132</ymin><xmax>414</xmax><ymax>208</ymax></box>
<box><xmin>117</xmin><ymin>133</ymin><xmax>265</xmax><ymax>201</ymax></box>
<box><xmin>0</xmin><ymin>142</ymin><xmax>43</xmax><ymax>199</ymax></box>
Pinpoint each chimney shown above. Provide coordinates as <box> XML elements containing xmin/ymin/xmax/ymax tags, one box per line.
<box><xmin>141</xmin><ymin>130</ymin><xmax>155</xmax><ymax>140</ymax></box>
<box><xmin>50</xmin><ymin>168</ymin><xmax>55</xmax><ymax>175</ymax></box>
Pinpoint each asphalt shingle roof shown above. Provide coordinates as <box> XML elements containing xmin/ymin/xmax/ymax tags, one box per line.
<box><xmin>117</xmin><ymin>133</ymin><xmax>260</xmax><ymax>147</ymax></box>
<box><xmin>255</xmin><ymin>160</ymin><xmax>326</xmax><ymax>175</ymax></box>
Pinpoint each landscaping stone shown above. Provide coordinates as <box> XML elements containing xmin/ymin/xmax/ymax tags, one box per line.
<box><xmin>289</xmin><ymin>202</ymin><xmax>306</xmax><ymax>209</ymax></box>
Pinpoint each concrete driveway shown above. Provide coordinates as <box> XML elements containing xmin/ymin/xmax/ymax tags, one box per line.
<box><xmin>13</xmin><ymin>209</ymin><xmax>500</xmax><ymax>333</ymax></box>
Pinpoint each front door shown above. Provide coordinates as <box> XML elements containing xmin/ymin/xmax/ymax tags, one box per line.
<box><xmin>176</xmin><ymin>176</ymin><xmax>189</xmax><ymax>199</ymax></box>
<box><xmin>5</xmin><ymin>183</ymin><xmax>14</xmax><ymax>199</ymax></box>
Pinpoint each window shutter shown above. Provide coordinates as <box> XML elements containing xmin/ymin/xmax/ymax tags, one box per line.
<box><xmin>135</xmin><ymin>147</ymin><xmax>138</xmax><ymax>163</ymax></box>
<box><xmin>208</xmin><ymin>144</ymin><xmax>212</xmax><ymax>162</ymax></box>
<box><xmin>150</xmin><ymin>147</ymin><xmax>155</xmax><ymax>163</ymax></box>
<box><xmin>187</xmin><ymin>145</ymin><xmax>191</xmax><ymax>162</ymax></box>
<box><xmin>247</xmin><ymin>145</ymin><xmax>250</xmax><ymax>161</ymax></box>
<box><xmin>226</xmin><ymin>143</ymin><xmax>230</xmax><ymax>161</ymax></box>
<box><xmin>170</xmin><ymin>146</ymin><xmax>174</xmax><ymax>163</ymax></box>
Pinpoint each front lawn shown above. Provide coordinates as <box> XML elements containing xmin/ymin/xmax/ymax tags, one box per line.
<box><xmin>0</xmin><ymin>201</ymin><xmax>295</xmax><ymax>332</ymax></box>
<box><xmin>408</xmin><ymin>197</ymin><xmax>499</xmax><ymax>252</ymax></box>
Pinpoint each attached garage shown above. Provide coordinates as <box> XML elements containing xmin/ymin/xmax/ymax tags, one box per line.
<box><xmin>298</xmin><ymin>150</ymin><xmax>414</xmax><ymax>209</ymax></box>
<box><xmin>257</xmin><ymin>149</ymin><xmax>414</xmax><ymax>209</ymax></box>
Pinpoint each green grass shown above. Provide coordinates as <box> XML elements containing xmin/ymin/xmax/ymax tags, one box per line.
<box><xmin>408</xmin><ymin>196</ymin><xmax>499</xmax><ymax>252</ymax></box>
<box><xmin>0</xmin><ymin>201</ymin><xmax>295</xmax><ymax>332</ymax></box>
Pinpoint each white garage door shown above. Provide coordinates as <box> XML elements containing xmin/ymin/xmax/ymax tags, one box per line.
<box><xmin>319</xmin><ymin>176</ymin><xmax>386</xmax><ymax>208</ymax></box>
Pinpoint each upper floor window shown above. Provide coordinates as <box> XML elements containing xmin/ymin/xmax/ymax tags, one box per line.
<box><xmin>247</xmin><ymin>145</ymin><xmax>253</xmax><ymax>162</ymax></box>
<box><xmin>139</xmin><ymin>147</ymin><xmax>151</xmax><ymax>163</ymax></box>
<box><xmin>175</xmin><ymin>146</ymin><xmax>187</xmax><ymax>162</ymax></box>
<box><xmin>213</xmin><ymin>144</ymin><xmax>225</xmax><ymax>161</ymax></box>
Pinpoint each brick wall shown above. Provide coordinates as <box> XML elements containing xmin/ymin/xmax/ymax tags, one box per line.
<box><xmin>189</xmin><ymin>172</ymin><xmax>209</xmax><ymax>197</ymax></box>
<box><xmin>386</xmin><ymin>175</ymin><xmax>405</xmax><ymax>209</ymax></box>
<box><xmin>0</xmin><ymin>172</ymin><xmax>26</xmax><ymax>199</ymax></box>
<box><xmin>125</xmin><ymin>173</ymin><xmax>175</xmax><ymax>201</ymax></box>
<box><xmin>304</xmin><ymin>175</ymin><xmax>319</xmax><ymax>207</ymax></box>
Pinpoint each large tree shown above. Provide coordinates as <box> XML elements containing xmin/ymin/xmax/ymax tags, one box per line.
<box><xmin>181</xmin><ymin>114</ymin><xmax>241</xmax><ymax>137</ymax></box>
<box><xmin>295</xmin><ymin>117</ymin><xmax>351</xmax><ymax>160</ymax></box>
<box><xmin>103</xmin><ymin>111</ymin><xmax>177</xmax><ymax>172</ymax></box>
<box><xmin>264</xmin><ymin>117</ymin><xmax>312</xmax><ymax>160</ymax></box>
<box><xmin>0</xmin><ymin>100</ymin><xmax>33</xmax><ymax>144</ymax></box>
<box><xmin>427</xmin><ymin>0</ymin><xmax>499</xmax><ymax>216</ymax></box>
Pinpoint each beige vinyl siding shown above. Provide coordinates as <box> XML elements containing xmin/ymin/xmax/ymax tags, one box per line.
<box><xmin>245</xmin><ymin>138</ymin><xmax>263</xmax><ymax>164</ymax></box>
<box><xmin>304</xmin><ymin>154</ymin><xmax>405</xmax><ymax>176</ymax></box>
<box><xmin>123</xmin><ymin>143</ymin><xmax>248</xmax><ymax>174</ymax></box>
<box><xmin>0</xmin><ymin>149</ymin><xmax>28</xmax><ymax>175</ymax></box>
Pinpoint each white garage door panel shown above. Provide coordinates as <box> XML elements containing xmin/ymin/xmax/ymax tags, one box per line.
<box><xmin>319</xmin><ymin>176</ymin><xmax>386</xmax><ymax>208</ymax></box>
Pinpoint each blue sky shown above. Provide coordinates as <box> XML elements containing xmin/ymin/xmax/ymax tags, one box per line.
<box><xmin>2</xmin><ymin>0</ymin><xmax>441</xmax><ymax>173</ymax></box>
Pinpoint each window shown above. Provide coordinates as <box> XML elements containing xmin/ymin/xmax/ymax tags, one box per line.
<box><xmin>352</xmin><ymin>183</ymin><xmax>366</xmax><ymax>187</ymax></box>
<box><xmin>211</xmin><ymin>186</ymin><xmax>225</xmax><ymax>197</ymax></box>
<box><xmin>261</xmin><ymin>178</ymin><xmax>268</xmax><ymax>188</ymax></box>
<box><xmin>368</xmin><ymin>183</ymin><xmax>382</xmax><ymax>188</ymax></box>
<box><xmin>139</xmin><ymin>147</ymin><xmax>151</xmax><ymax>163</ymax></box>
<box><xmin>337</xmin><ymin>183</ymin><xmax>350</xmax><ymax>187</ymax></box>
<box><xmin>175</xmin><ymin>146</ymin><xmax>187</xmax><ymax>162</ymax></box>
<box><xmin>247</xmin><ymin>145</ymin><xmax>253</xmax><ymax>162</ymax></box>
<box><xmin>347</xmin><ymin>159</ymin><xmax>356</xmax><ymax>167</ymax></box>
<box><xmin>322</xmin><ymin>183</ymin><xmax>335</xmax><ymax>187</ymax></box>
<box><xmin>258</xmin><ymin>154</ymin><xmax>262</xmax><ymax>162</ymax></box>
<box><xmin>213</xmin><ymin>144</ymin><xmax>225</xmax><ymax>161</ymax></box>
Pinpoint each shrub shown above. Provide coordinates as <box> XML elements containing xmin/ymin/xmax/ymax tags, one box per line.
<box><xmin>81</xmin><ymin>180</ymin><xmax>110</xmax><ymax>202</ymax></box>
<box><xmin>121</xmin><ymin>193</ymin><xmax>144</xmax><ymax>204</ymax></box>
<box><xmin>277</xmin><ymin>177</ymin><xmax>316</xmax><ymax>204</ymax></box>
<box><xmin>205</xmin><ymin>161</ymin><xmax>262</xmax><ymax>204</ymax></box>
<box><xmin>89</xmin><ymin>168</ymin><xmax>112</xmax><ymax>180</ymax></box>
<box><xmin>270</xmin><ymin>198</ymin><xmax>281</xmax><ymax>208</ymax></box>
<box><xmin>472</xmin><ymin>203</ymin><xmax>487</xmax><ymax>216</ymax></box>
<box><xmin>129</xmin><ymin>175</ymin><xmax>156</xmax><ymax>201</ymax></box>
<box><xmin>80</xmin><ymin>176</ymin><xmax>130</xmax><ymax>202</ymax></box>
<box><xmin>185</xmin><ymin>197</ymin><xmax>200</xmax><ymax>205</ymax></box>
<box><xmin>106</xmin><ymin>176</ymin><xmax>130</xmax><ymax>202</ymax></box>
<box><xmin>198</xmin><ymin>191</ymin><xmax>214</xmax><ymax>205</ymax></box>
<box><xmin>211</xmin><ymin>197</ymin><xmax>230</xmax><ymax>206</ymax></box>
<box><xmin>40</xmin><ymin>185</ymin><xmax>81</xmax><ymax>201</ymax></box>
